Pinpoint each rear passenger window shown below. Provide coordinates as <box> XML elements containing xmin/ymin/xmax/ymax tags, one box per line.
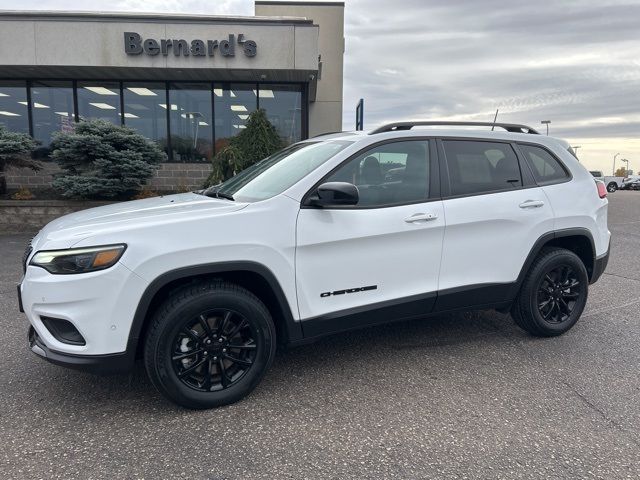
<box><xmin>519</xmin><ymin>144</ymin><xmax>569</xmax><ymax>184</ymax></box>
<box><xmin>442</xmin><ymin>140</ymin><xmax>522</xmax><ymax>196</ymax></box>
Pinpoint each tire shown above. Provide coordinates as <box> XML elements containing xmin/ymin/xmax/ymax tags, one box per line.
<box><xmin>511</xmin><ymin>247</ymin><xmax>589</xmax><ymax>337</ymax></box>
<box><xmin>607</xmin><ymin>182</ymin><xmax>617</xmax><ymax>193</ymax></box>
<box><xmin>144</xmin><ymin>280</ymin><xmax>276</xmax><ymax>409</ymax></box>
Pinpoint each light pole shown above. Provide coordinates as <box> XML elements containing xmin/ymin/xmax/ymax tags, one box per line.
<box><xmin>621</xmin><ymin>158</ymin><xmax>629</xmax><ymax>177</ymax></box>
<box><xmin>572</xmin><ymin>145</ymin><xmax>581</xmax><ymax>159</ymax></box>
<box><xmin>613</xmin><ymin>152</ymin><xmax>620</xmax><ymax>175</ymax></box>
<box><xmin>541</xmin><ymin>120</ymin><xmax>551</xmax><ymax>135</ymax></box>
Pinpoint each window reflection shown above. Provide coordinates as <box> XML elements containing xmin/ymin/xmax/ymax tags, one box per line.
<box><xmin>0</xmin><ymin>81</ymin><xmax>29</xmax><ymax>134</ymax></box>
<box><xmin>122</xmin><ymin>82</ymin><xmax>167</xmax><ymax>148</ymax></box>
<box><xmin>0</xmin><ymin>80</ymin><xmax>308</xmax><ymax>162</ymax></box>
<box><xmin>214</xmin><ymin>83</ymin><xmax>257</xmax><ymax>151</ymax></box>
<box><xmin>168</xmin><ymin>83</ymin><xmax>212</xmax><ymax>162</ymax></box>
<box><xmin>77</xmin><ymin>82</ymin><xmax>121</xmax><ymax>124</ymax></box>
<box><xmin>31</xmin><ymin>81</ymin><xmax>75</xmax><ymax>153</ymax></box>
<box><xmin>259</xmin><ymin>84</ymin><xmax>302</xmax><ymax>145</ymax></box>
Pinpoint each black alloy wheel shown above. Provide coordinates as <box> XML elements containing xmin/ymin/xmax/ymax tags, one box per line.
<box><xmin>144</xmin><ymin>281</ymin><xmax>276</xmax><ymax>409</ymax></box>
<box><xmin>536</xmin><ymin>265</ymin><xmax>581</xmax><ymax>324</ymax></box>
<box><xmin>511</xmin><ymin>247</ymin><xmax>589</xmax><ymax>337</ymax></box>
<box><xmin>172</xmin><ymin>309</ymin><xmax>257</xmax><ymax>392</ymax></box>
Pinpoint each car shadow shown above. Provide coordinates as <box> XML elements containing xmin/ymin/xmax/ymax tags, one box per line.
<box><xmin>12</xmin><ymin>309</ymin><xmax>526</xmax><ymax>415</ymax></box>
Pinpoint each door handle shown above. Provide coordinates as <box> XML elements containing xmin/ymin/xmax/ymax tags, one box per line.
<box><xmin>519</xmin><ymin>200</ymin><xmax>545</xmax><ymax>209</ymax></box>
<box><xmin>405</xmin><ymin>212</ymin><xmax>438</xmax><ymax>223</ymax></box>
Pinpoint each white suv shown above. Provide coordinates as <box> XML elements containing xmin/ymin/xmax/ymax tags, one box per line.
<box><xmin>19</xmin><ymin>121</ymin><xmax>610</xmax><ymax>409</ymax></box>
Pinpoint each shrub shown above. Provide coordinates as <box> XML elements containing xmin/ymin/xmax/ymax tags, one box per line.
<box><xmin>0</xmin><ymin>125</ymin><xmax>40</xmax><ymax>195</ymax></box>
<box><xmin>11</xmin><ymin>187</ymin><xmax>35</xmax><ymax>200</ymax></box>
<box><xmin>132</xmin><ymin>186</ymin><xmax>159</xmax><ymax>200</ymax></box>
<box><xmin>50</xmin><ymin>120</ymin><xmax>166</xmax><ymax>199</ymax></box>
<box><xmin>205</xmin><ymin>109</ymin><xmax>283</xmax><ymax>187</ymax></box>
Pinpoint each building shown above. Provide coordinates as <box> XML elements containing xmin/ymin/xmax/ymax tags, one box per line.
<box><xmin>0</xmin><ymin>1</ymin><xmax>344</xmax><ymax>192</ymax></box>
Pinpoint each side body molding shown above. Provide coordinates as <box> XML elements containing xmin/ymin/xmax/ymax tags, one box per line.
<box><xmin>298</xmin><ymin>228</ymin><xmax>599</xmax><ymax>343</ymax></box>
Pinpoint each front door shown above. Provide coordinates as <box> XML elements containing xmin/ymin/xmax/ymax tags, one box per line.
<box><xmin>295</xmin><ymin>139</ymin><xmax>445</xmax><ymax>336</ymax></box>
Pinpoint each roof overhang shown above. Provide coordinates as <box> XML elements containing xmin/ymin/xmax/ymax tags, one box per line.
<box><xmin>0</xmin><ymin>11</ymin><xmax>319</xmax><ymax>99</ymax></box>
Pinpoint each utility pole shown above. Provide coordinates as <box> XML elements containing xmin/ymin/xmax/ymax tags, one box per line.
<box><xmin>613</xmin><ymin>152</ymin><xmax>620</xmax><ymax>175</ymax></box>
<box><xmin>541</xmin><ymin>120</ymin><xmax>551</xmax><ymax>135</ymax></box>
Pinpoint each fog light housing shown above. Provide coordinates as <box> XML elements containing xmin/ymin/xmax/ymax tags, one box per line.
<box><xmin>40</xmin><ymin>316</ymin><xmax>86</xmax><ymax>346</ymax></box>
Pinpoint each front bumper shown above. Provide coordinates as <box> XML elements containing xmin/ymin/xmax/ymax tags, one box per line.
<box><xmin>20</xmin><ymin>261</ymin><xmax>148</xmax><ymax>358</ymax></box>
<box><xmin>28</xmin><ymin>326</ymin><xmax>135</xmax><ymax>374</ymax></box>
<box><xmin>590</xmin><ymin>242</ymin><xmax>610</xmax><ymax>284</ymax></box>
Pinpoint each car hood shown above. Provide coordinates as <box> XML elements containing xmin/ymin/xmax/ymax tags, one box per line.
<box><xmin>32</xmin><ymin>193</ymin><xmax>247</xmax><ymax>249</ymax></box>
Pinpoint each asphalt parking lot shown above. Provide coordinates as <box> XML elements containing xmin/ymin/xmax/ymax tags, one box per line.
<box><xmin>1</xmin><ymin>192</ymin><xmax>639</xmax><ymax>479</ymax></box>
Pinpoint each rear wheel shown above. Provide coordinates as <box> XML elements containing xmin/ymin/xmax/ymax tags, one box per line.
<box><xmin>512</xmin><ymin>248</ymin><xmax>588</xmax><ymax>337</ymax></box>
<box><xmin>144</xmin><ymin>281</ymin><xmax>276</xmax><ymax>409</ymax></box>
<box><xmin>607</xmin><ymin>182</ymin><xmax>617</xmax><ymax>193</ymax></box>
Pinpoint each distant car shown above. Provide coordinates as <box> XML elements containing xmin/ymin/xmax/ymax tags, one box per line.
<box><xmin>589</xmin><ymin>171</ymin><xmax>604</xmax><ymax>181</ymax></box>
<box><xmin>620</xmin><ymin>178</ymin><xmax>640</xmax><ymax>190</ymax></box>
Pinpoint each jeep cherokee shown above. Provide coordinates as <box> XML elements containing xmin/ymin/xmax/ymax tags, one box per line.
<box><xmin>18</xmin><ymin>121</ymin><xmax>610</xmax><ymax>409</ymax></box>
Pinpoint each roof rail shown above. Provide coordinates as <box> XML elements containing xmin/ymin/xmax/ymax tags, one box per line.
<box><xmin>369</xmin><ymin>121</ymin><xmax>540</xmax><ymax>135</ymax></box>
<box><xmin>311</xmin><ymin>130</ymin><xmax>357</xmax><ymax>138</ymax></box>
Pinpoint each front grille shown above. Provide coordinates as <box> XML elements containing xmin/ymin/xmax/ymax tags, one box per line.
<box><xmin>22</xmin><ymin>242</ymin><xmax>33</xmax><ymax>273</ymax></box>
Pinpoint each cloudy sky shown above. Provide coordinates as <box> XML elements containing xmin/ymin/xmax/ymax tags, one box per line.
<box><xmin>2</xmin><ymin>0</ymin><xmax>639</xmax><ymax>173</ymax></box>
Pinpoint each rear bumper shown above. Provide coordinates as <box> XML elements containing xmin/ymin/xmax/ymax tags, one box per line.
<box><xmin>28</xmin><ymin>326</ymin><xmax>135</xmax><ymax>375</ymax></box>
<box><xmin>591</xmin><ymin>242</ymin><xmax>610</xmax><ymax>284</ymax></box>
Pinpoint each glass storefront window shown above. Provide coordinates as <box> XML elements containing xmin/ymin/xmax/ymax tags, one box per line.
<box><xmin>214</xmin><ymin>83</ymin><xmax>257</xmax><ymax>151</ymax></box>
<box><xmin>31</xmin><ymin>81</ymin><xmax>75</xmax><ymax>152</ymax></box>
<box><xmin>0</xmin><ymin>81</ymin><xmax>29</xmax><ymax>134</ymax></box>
<box><xmin>259</xmin><ymin>84</ymin><xmax>302</xmax><ymax>145</ymax></box>
<box><xmin>77</xmin><ymin>82</ymin><xmax>121</xmax><ymax>124</ymax></box>
<box><xmin>168</xmin><ymin>83</ymin><xmax>213</xmax><ymax>163</ymax></box>
<box><xmin>123</xmin><ymin>82</ymin><xmax>168</xmax><ymax>149</ymax></box>
<box><xmin>0</xmin><ymin>80</ymin><xmax>307</xmax><ymax>162</ymax></box>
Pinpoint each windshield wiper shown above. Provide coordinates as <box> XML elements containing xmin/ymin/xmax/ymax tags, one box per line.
<box><xmin>214</xmin><ymin>191</ymin><xmax>234</xmax><ymax>201</ymax></box>
<box><xmin>203</xmin><ymin>186</ymin><xmax>234</xmax><ymax>201</ymax></box>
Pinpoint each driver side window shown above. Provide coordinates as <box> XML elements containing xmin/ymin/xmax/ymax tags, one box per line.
<box><xmin>324</xmin><ymin>140</ymin><xmax>430</xmax><ymax>207</ymax></box>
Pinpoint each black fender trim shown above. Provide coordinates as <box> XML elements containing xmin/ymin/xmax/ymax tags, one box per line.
<box><xmin>126</xmin><ymin>261</ymin><xmax>302</xmax><ymax>358</ymax></box>
<box><xmin>591</xmin><ymin>241</ymin><xmax>610</xmax><ymax>284</ymax></box>
<box><xmin>509</xmin><ymin>227</ymin><xmax>597</xmax><ymax>299</ymax></box>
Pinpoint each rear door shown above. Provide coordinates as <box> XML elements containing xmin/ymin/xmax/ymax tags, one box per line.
<box><xmin>436</xmin><ymin>138</ymin><xmax>554</xmax><ymax>309</ymax></box>
<box><xmin>295</xmin><ymin>139</ymin><xmax>444</xmax><ymax>335</ymax></box>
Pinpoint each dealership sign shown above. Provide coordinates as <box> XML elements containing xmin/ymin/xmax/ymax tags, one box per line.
<box><xmin>124</xmin><ymin>32</ymin><xmax>257</xmax><ymax>58</ymax></box>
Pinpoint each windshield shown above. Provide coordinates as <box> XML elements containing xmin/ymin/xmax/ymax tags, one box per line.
<box><xmin>206</xmin><ymin>140</ymin><xmax>353</xmax><ymax>202</ymax></box>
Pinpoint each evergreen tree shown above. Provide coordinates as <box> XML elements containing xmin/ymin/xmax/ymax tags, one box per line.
<box><xmin>51</xmin><ymin>120</ymin><xmax>166</xmax><ymax>199</ymax></box>
<box><xmin>0</xmin><ymin>125</ymin><xmax>40</xmax><ymax>195</ymax></box>
<box><xmin>205</xmin><ymin>109</ymin><xmax>284</xmax><ymax>186</ymax></box>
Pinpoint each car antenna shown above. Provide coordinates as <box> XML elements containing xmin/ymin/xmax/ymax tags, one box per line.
<box><xmin>491</xmin><ymin>109</ymin><xmax>499</xmax><ymax>131</ymax></box>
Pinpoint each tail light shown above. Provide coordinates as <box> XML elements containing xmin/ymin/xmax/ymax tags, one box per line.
<box><xmin>596</xmin><ymin>180</ymin><xmax>607</xmax><ymax>199</ymax></box>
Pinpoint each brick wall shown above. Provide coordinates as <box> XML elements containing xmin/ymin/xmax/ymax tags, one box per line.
<box><xmin>0</xmin><ymin>200</ymin><xmax>113</xmax><ymax>233</ymax></box>
<box><xmin>5</xmin><ymin>162</ymin><xmax>213</xmax><ymax>194</ymax></box>
<box><xmin>148</xmin><ymin>163</ymin><xmax>212</xmax><ymax>191</ymax></box>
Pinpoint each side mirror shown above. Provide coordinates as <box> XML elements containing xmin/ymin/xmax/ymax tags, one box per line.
<box><xmin>309</xmin><ymin>182</ymin><xmax>359</xmax><ymax>207</ymax></box>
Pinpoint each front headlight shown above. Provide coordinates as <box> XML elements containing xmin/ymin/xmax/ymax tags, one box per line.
<box><xmin>29</xmin><ymin>244</ymin><xmax>126</xmax><ymax>274</ymax></box>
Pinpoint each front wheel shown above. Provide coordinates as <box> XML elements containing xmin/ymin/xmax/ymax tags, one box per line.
<box><xmin>512</xmin><ymin>248</ymin><xmax>589</xmax><ymax>337</ymax></box>
<box><xmin>607</xmin><ymin>182</ymin><xmax>618</xmax><ymax>193</ymax></box>
<box><xmin>144</xmin><ymin>281</ymin><xmax>276</xmax><ymax>409</ymax></box>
